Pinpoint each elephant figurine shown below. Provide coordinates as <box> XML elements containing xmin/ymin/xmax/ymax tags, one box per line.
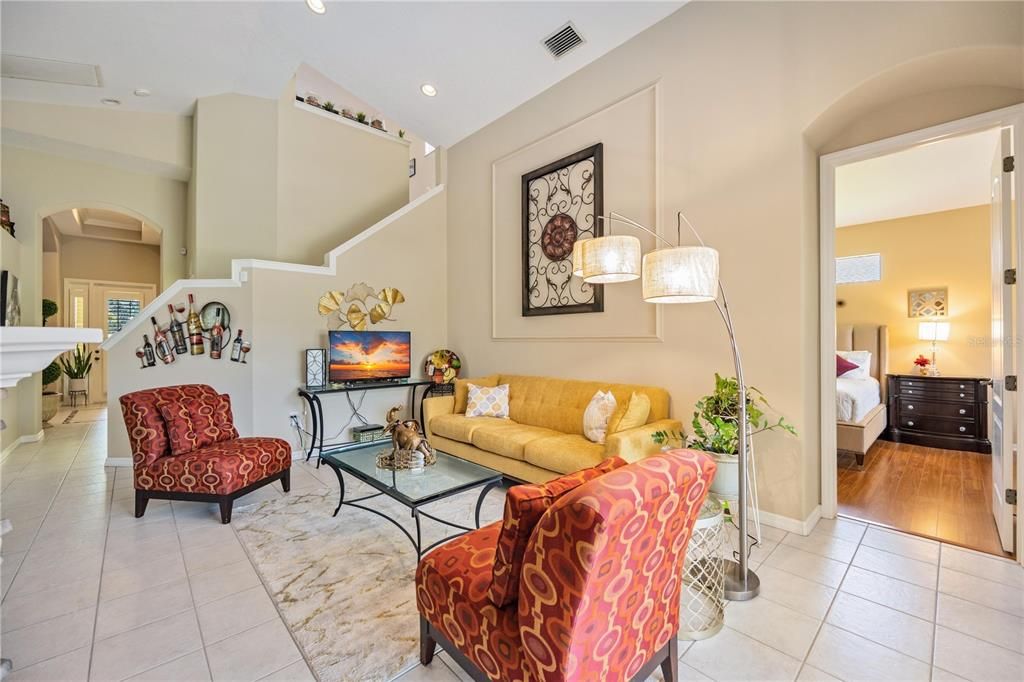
<box><xmin>384</xmin><ymin>406</ymin><xmax>434</xmax><ymax>461</ymax></box>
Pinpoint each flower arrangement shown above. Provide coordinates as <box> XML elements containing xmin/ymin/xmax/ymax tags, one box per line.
<box><xmin>914</xmin><ymin>354</ymin><xmax>931</xmax><ymax>375</ymax></box>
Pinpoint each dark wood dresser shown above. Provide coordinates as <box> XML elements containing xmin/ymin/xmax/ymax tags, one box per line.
<box><xmin>886</xmin><ymin>374</ymin><xmax>991</xmax><ymax>453</ymax></box>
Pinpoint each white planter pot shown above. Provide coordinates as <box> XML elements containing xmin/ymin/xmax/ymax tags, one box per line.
<box><xmin>68</xmin><ymin>378</ymin><xmax>88</xmax><ymax>393</ymax></box>
<box><xmin>709</xmin><ymin>453</ymin><xmax>740</xmax><ymax>498</ymax></box>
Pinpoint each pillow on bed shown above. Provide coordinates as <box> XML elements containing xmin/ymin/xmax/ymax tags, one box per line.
<box><xmin>837</xmin><ymin>350</ymin><xmax>872</xmax><ymax>380</ymax></box>
<box><xmin>836</xmin><ymin>354</ymin><xmax>859</xmax><ymax>377</ymax></box>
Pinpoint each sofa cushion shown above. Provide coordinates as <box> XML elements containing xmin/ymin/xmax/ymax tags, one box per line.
<box><xmin>416</xmin><ymin>523</ymin><xmax>530</xmax><ymax>682</ymax></box>
<box><xmin>608</xmin><ymin>391</ymin><xmax>651</xmax><ymax>435</ymax></box>
<box><xmin>430</xmin><ymin>414</ymin><xmax>510</xmax><ymax>444</ymax></box>
<box><xmin>488</xmin><ymin>457</ymin><xmax>627</xmax><ymax>607</ymax></box>
<box><xmin>454</xmin><ymin>374</ymin><xmax>499</xmax><ymax>413</ymax></box>
<box><xmin>466</xmin><ymin>383</ymin><xmax>510</xmax><ymax>418</ymax></box>
<box><xmin>524</xmin><ymin>434</ymin><xmax>605</xmax><ymax>474</ymax></box>
<box><xmin>135</xmin><ymin>436</ymin><xmax>291</xmax><ymax>495</ymax></box>
<box><xmin>471</xmin><ymin>423</ymin><xmax>563</xmax><ymax>461</ymax></box>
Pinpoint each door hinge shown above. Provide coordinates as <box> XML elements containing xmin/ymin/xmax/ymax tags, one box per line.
<box><xmin>1005</xmin><ymin>268</ymin><xmax>1017</xmax><ymax>285</ymax></box>
<box><xmin>1005</xmin><ymin>155</ymin><xmax>1015</xmax><ymax>173</ymax></box>
<box><xmin>1005</xmin><ymin>375</ymin><xmax>1017</xmax><ymax>391</ymax></box>
<box><xmin>1007</xmin><ymin>489</ymin><xmax>1018</xmax><ymax>505</ymax></box>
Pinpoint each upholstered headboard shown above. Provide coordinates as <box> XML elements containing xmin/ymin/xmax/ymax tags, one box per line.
<box><xmin>837</xmin><ymin>324</ymin><xmax>889</xmax><ymax>403</ymax></box>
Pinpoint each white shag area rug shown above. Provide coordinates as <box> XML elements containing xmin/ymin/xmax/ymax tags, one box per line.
<box><xmin>233</xmin><ymin>475</ymin><xmax>505</xmax><ymax>682</ymax></box>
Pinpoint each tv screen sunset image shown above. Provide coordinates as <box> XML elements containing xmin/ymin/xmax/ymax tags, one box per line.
<box><xmin>329</xmin><ymin>331</ymin><xmax>411</xmax><ymax>382</ymax></box>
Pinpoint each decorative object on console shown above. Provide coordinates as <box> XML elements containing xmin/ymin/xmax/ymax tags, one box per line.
<box><xmin>1</xmin><ymin>271</ymin><xmax>21</xmax><ymax>326</ymax></box>
<box><xmin>521</xmin><ymin>143</ymin><xmax>603</xmax><ymax>317</ymax></box>
<box><xmin>917</xmin><ymin>321</ymin><xmax>950</xmax><ymax>376</ymax></box>
<box><xmin>305</xmin><ymin>348</ymin><xmax>327</xmax><ymax>387</ymax></box>
<box><xmin>914</xmin><ymin>354</ymin><xmax>931</xmax><ymax>376</ymax></box>
<box><xmin>352</xmin><ymin>423</ymin><xmax>386</xmax><ymax>443</ymax></box>
<box><xmin>318</xmin><ymin>283</ymin><xmax>406</xmax><ymax>331</ymax></box>
<box><xmin>424</xmin><ymin>349</ymin><xmax>461</xmax><ymax>384</ymax></box>
<box><xmin>380</xmin><ymin>405</ymin><xmax>435</xmax><ymax>469</ymax></box>
<box><xmin>908</xmin><ymin>287</ymin><xmax>948</xmax><ymax>318</ymax></box>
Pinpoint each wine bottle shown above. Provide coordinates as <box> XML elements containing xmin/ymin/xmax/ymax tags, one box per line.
<box><xmin>210</xmin><ymin>308</ymin><xmax>224</xmax><ymax>359</ymax></box>
<box><xmin>167</xmin><ymin>304</ymin><xmax>187</xmax><ymax>355</ymax></box>
<box><xmin>230</xmin><ymin>329</ymin><xmax>243</xmax><ymax>362</ymax></box>
<box><xmin>151</xmin><ymin>317</ymin><xmax>175</xmax><ymax>364</ymax></box>
<box><xmin>186</xmin><ymin>293</ymin><xmax>204</xmax><ymax>355</ymax></box>
<box><xmin>142</xmin><ymin>334</ymin><xmax>156</xmax><ymax>367</ymax></box>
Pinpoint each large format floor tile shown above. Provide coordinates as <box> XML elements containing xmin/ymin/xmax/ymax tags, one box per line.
<box><xmin>806</xmin><ymin>624</ymin><xmax>931</xmax><ymax>681</ymax></box>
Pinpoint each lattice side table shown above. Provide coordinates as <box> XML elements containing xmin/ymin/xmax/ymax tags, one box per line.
<box><xmin>679</xmin><ymin>498</ymin><xmax>726</xmax><ymax>640</ymax></box>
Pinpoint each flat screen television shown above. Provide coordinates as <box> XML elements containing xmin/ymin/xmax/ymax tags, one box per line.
<box><xmin>328</xmin><ymin>330</ymin><xmax>411</xmax><ymax>383</ymax></box>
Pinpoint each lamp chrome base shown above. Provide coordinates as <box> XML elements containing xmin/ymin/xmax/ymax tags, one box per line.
<box><xmin>723</xmin><ymin>560</ymin><xmax>760</xmax><ymax>601</ymax></box>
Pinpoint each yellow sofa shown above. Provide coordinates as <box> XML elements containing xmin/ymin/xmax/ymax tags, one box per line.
<box><xmin>422</xmin><ymin>374</ymin><xmax>682</xmax><ymax>483</ymax></box>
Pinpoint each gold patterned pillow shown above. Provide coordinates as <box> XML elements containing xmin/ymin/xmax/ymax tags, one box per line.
<box><xmin>465</xmin><ymin>383</ymin><xmax>510</xmax><ymax>418</ymax></box>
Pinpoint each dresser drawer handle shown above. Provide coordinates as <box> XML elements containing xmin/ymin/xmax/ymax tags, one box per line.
<box><xmin>907</xmin><ymin>421</ymin><xmax>915</xmax><ymax>427</ymax></box>
<box><xmin>960</xmin><ymin>393</ymin><xmax>965</xmax><ymax>398</ymax></box>
<box><xmin>907</xmin><ymin>404</ymin><xmax>915</xmax><ymax>410</ymax></box>
<box><xmin>959</xmin><ymin>426</ymin><xmax>967</xmax><ymax>433</ymax></box>
<box><xmin>907</xmin><ymin>390</ymin><xmax>914</xmax><ymax>394</ymax></box>
<box><xmin>959</xmin><ymin>384</ymin><xmax>966</xmax><ymax>389</ymax></box>
<box><xmin>959</xmin><ymin>409</ymin><xmax>966</xmax><ymax>415</ymax></box>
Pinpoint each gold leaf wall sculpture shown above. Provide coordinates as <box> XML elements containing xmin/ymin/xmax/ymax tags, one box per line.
<box><xmin>318</xmin><ymin>283</ymin><xmax>406</xmax><ymax>330</ymax></box>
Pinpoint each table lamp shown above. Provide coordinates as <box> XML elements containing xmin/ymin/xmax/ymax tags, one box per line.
<box><xmin>918</xmin><ymin>321</ymin><xmax>950</xmax><ymax>376</ymax></box>
<box><xmin>571</xmin><ymin>210</ymin><xmax>759</xmax><ymax>601</ymax></box>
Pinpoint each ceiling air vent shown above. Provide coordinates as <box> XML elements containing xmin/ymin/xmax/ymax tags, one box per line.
<box><xmin>543</xmin><ymin>22</ymin><xmax>585</xmax><ymax>59</ymax></box>
<box><xmin>1</xmin><ymin>54</ymin><xmax>102</xmax><ymax>87</ymax></box>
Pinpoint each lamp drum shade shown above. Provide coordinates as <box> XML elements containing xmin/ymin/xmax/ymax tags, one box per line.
<box><xmin>642</xmin><ymin>246</ymin><xmax>719</xmax><ymax>303</ymax></box>
<box><xmin>918</xmin><ymin>321</ymin><xmax>950</xmax><ymax>342</ymax></box>
<box><xmin>571</xmin><ymin>239</ymin><xmax>585</xmax><ymax>278</ymax></box>
<box><xmin>581</xmin><ymin>235</ymin><xmax>641</xmax><ymax>284</ymax></box>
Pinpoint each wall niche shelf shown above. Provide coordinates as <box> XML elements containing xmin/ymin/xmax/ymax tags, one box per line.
<box><xmin>294</xmin><ymin>100</ymin><xmax>411</xmax><ymax>147</ymax></box>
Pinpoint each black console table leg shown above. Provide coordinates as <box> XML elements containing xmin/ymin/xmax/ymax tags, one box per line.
<box><xmin>474</xmin><ymin>480</ymin><xmax>502</xmax><ymax>528</ymax></box>
<box><xmin>330</xmin><ymin>464</ymin><xmax>346</xmax><ymax>517</ymax></box>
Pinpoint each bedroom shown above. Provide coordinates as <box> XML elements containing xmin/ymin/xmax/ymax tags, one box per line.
<box><xmin>826</xmin><ymin>125</ymin><xmax>1014</xmax><ymax>558</ymax></box>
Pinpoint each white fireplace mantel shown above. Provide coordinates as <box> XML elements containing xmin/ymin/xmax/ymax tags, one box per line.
<box><xmin>0</xmin><ymin>327</ymin><xmax>103</xmax><ymax>389</ymax></box>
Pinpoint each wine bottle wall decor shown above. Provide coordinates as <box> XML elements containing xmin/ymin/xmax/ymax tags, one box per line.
<box><xmin>137</xmin><ymin>294</ymin><xmax>250</xmax><ymax>369</ymax></box>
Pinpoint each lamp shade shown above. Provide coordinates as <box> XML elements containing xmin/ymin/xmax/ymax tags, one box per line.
<box><xmin>918</xmin><ymin>321</ymin><xmax>950</xmax><ymax>342</ymax></box>
<box><xmin>581</xmin><ymin>235</ymin><xmax>641</xmax><ymax>284</ymax></box>
<box><xmin>642</xmin><ymin>246</ymin><xmax>720</xmax><ymax>303</ymax></box>
<box><xmin>571</xmin><ymin>239</ymin><xmax>585</xmax><ymax>277</ymax></box>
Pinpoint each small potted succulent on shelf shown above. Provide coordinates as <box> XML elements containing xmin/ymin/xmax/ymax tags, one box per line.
<box><xmin>914</xmin><ymin>354</ymin><xmax>931</xmax><ymax>376</ymax></box>
<box><xmin>323</xmin><ymin>101</ymin><xmax>338</xmax><ymax>115</ymax></box>
<box><xmin>398</xmin><ymin>129</ymin><xmax>406</xmax><ymax>139</ymax></box>
<box><xmin>355</xmin><ymin>112</ymin><xmax>368</xmax><ymax>125</ymax></box>
<box><xmin>60</xmin><ymin>345</ymin><xmax>94</xmax><ymax>394</ymax></box>
<box><xmin>305</xmin><ymin>93</ymin><xmax>321</xmax><ymax>108</ymax></box>
<box><xmin>371</xmin><ymin>118</ymin><xmax>385</xmax><ymax>131</ymax></box>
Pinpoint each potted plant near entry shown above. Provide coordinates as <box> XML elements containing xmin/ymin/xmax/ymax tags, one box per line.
<box><xmin>653</xmin><ymin>373</ymin><xmax>796</xmax><ymax>498</ymax></box>
<box><xmin>59</xmin><ymin>345</ymin><xmax>93</xmax><ymax>396</ymax></box>
<box><xmin>40</xmin><ymin>298</ymin><xmax>63</xmax><ymax>421</ymax></box>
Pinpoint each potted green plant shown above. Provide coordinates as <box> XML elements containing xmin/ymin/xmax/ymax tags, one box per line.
<box><xmin>356</xmin><ymin>112</ymin><xmax>368</xmax><ymax>125</ymax></box>
<box><xmin>41</xmin><ymin>361</ymin><xmax>63</xmax><ymax>422</ymax></box>
<box><xmin>42</xmin><ymin>298</ymin><xmax>58</xmax><ymax>326</ymax></box>
<box><xmin>59</xmin><ymin>345</ymin><xmax>93</xmax><ymax>394</ymax></box>
<box><xmin>323</xmin><ymin>100</ymin><xmax>338</xmax><ymax>114</ymax></box>
<box><xmin>398</xmin><ymin>129</ymin><xmax>406</xmax><ymax>139</ymax></box>
<box><xmin>653</xmin><ymin>373</ymin><xmax>796</xmax><ymax>497</ymax></box>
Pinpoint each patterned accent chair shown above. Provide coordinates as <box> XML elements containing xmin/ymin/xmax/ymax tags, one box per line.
<box><xmin>120</xmin><ymin>384</ymin><xmax>291</xmax><ymax>523</ymax></box>
<box><xmin>416</xmin><ymin>449</ymin><xmax>716</xmax><ymax>682</ymax></box>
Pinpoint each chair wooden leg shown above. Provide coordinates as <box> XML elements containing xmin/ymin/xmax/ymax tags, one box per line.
<box><xmin>281</xmin><ymin>469</ymin><xmax>291</xmax><ymax>493</ymax></box>
<box><xmin>660</xmin><ymin>637</ymin><xmax>678</xmax><ymax>682</ymax></box>
<box><xmin>855</xmin><ymin>452</ymin><xmax>865</xmax><ymax>467</ymax></box>
<box><xmin>219</xmin><ymin>498</ymin><xmax>233</xmax><ymax>524</ymax></box>
<box><xmin>419</xmin><ymin>616</ymin><xmax>435</xmax><ymax>666</ymax></box>
<box><xmin>134</xmin><ymin>490</ymin><xmax>149</xmax><ymax>518</ymax></box>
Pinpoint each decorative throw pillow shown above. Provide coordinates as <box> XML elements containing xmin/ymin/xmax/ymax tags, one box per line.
<box><xmin>488</xmin><ymin>456</ymin><xmax>628</xmax><ymax>607</ymax></box>
<box><xmin>159</xmin><ymin>394</ymin><xmax>238</xmax><ymax>456</ymax></box>
<box><xmin>836</xmin><ymin>350</ymin><xmax>871</xmax><ymax>380</ymax></box>
<box><xmin>465</xmin><ymin>383</ymin><xmax>510</xmax><ymax>418</ymax></box>
<box><xmin>607</xmin><ymin>391</ymin><xmax>651</xmax><ymax>434</ymax></box>
<box><xmin>454</xmin><ymin>375</ymin><xmax>499</xmax><ymax>413</ymax></box>
<box><xmin>583</xmin><ymin>390</ymin><xmax>618</xmax><ymax>444</ymax></box>
<box><xmin>836</xmin><ymin>354</ymin><xmax>859</xmax><ymax>377</ymax></box>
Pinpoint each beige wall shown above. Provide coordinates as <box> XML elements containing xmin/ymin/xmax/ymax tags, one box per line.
<box><xmin>445</xmin><ymin>1</ymin><xmax>1023</xmax><ymax>524</ymax></box>
<box><xmin>837</xmin><ymin>205</ymin><xmax>991</xmax><ymax>378</ymax></box>
<box><xmin>59</xmin><ymin>237</ymin><xmax>162</xmax><ymax>290</ymax></box>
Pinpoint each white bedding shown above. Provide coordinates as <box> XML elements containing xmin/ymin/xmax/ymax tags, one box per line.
<box><xmin>837</xmin><ymin>376</ymin><xmax>882</xmax><ymax>423</ymax></box>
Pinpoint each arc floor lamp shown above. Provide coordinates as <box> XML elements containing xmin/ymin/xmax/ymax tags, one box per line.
<box><xmin>571</xmin><ymin>211</ymin><xmax>759</xmax><ymax>600</ymax></box>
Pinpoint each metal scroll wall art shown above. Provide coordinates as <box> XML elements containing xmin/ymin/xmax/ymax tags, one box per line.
<box><xmin>318</xmin><ymin>282</ymin><xmax>406</xmax><ymax>330</ymax></box>
<box><xmin>521</xmin><ymin>143</ymin><xmax>604</xmax><ymax>316</ymax></box>
<box><xmin>138</xmin><ymin>294</ymin><xmax>252</xmax><ymax>369</ymax></box>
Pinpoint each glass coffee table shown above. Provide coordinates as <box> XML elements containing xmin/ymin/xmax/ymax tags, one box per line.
<box><xmin>319</xmin><ymin>442</ymin><xmax>504</xmax><ymax>558</ymax></box>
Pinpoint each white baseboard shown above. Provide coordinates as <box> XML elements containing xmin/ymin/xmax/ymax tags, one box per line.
<box><xmin>292</xmin><ymin>449</ymin><xmax>307</xmax><ymax>461</ymax></box>
<box><xmin>1</xmin><ymin>429</ymin><xmax>45</xmax><ymax>458</ymax></box>
<box><xmin>104</xmin><ymin>457</ymin><xmax>132</xmax><ymax>467</ymax></box>
<box><xmin>759</xmin><ymin>505</ymin><xmax>822</xmax><ymax>536</ymax></box>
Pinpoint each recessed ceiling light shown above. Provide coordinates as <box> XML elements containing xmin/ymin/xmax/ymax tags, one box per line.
<box><xmin>100</xmin><ymin>98</ymin><xmax>120</xmax><ymax>106</ymax></box>
<box><xmin>133</xmin><ymin>88</ymin><xmax>150</xmax><ymax>97</ymax></box>
<box><xmin>305</xmin><ymin>0</ymin><xmax>326</xmax><ymax>15</ymax></box>
<box><xmin>420</xmin><ymin>83</ymin><xmax>437</xmax><ymax>97</ymax></box>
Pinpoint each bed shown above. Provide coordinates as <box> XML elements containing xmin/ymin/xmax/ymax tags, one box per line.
<box><xmin>836</xmin><ymin>324</ymin><xmax>888</xmax><ymax>467</ymax></box>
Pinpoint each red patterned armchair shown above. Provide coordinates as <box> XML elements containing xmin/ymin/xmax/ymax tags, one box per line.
<box><xmin>120</xmin><ymin>384</ymin><xmax>291</xmax><ymax>523</ymax></box>
<box><xmin>416</xmin><ymin>449</ymin><xmax>715</xmax><ymax>682</ymax></box>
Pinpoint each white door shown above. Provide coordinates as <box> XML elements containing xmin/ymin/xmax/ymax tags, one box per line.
<box><xmin>990</xmin><ymin>127</ymin><xmax>1015</xmax><ymax>553</ymax></box>
<box><xmin>92</xmin><ymin>284</ymin><xmax>154</xmax><ymax>402</ymax></box>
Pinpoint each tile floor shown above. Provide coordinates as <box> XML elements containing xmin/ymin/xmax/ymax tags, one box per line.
<box><xmin>2</xmin><ymin>414</ymin><xmax>1022</xmax><ymax>681</ymax></box>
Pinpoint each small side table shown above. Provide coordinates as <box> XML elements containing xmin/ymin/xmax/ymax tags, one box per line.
<box><xmin>679</xmin><ymin>498</ymin><xmax>726</xmax><ymax>640</ymax></box>
<box><xmin>68</xmin><ymin>390</ymin><xmax>88</xmax><ymax>407</ymax></box>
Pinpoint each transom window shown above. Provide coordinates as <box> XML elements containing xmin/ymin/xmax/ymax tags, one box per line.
<box><xmin>836</xmin><ymin>253</ymin><xmax>881</xmax><ymax>284</ymax></box>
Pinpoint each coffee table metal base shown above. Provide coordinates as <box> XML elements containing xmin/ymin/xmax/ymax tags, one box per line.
<box><xmin>324</xmin><ymin>461</ymin><xmax>503</xmax><ymax>559</ymax></box>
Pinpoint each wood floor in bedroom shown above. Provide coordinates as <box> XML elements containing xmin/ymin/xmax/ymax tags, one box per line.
<box><xmin>837</xmin><ymin>439</ymin><xmax>1012</xmax><ymax>558</ymax></box>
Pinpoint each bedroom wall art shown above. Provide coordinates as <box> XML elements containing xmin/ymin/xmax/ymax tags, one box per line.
<box><xmin>521</xmin><ymin>143</ymin><xmax>603</xmax><ymax>317</ymax></box>
<box><xmin>908</xmin><ymin>287</ymin><xmax>947</xmax><ymax>318</ymax></box>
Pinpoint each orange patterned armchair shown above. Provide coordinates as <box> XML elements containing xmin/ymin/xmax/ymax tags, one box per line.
<box><xmin>120</xmin><ymin>384</ymin><xmax>291</xmax><ymax>523</ymax></box>
<box><xmin>416</xmin><ymin>449</ymin><xmax>715</xmax><ymax>682</ymax></box>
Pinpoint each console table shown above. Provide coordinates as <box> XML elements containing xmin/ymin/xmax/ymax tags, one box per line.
<box><xmin>297</xmin><ymin>380</ymin><xmax>441</xmax><ymax>463</ymax></box>
<box><xmin>886</xmin><ymin>374</ymin><xmax>992</xmax><ymax>453</ymax></box>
